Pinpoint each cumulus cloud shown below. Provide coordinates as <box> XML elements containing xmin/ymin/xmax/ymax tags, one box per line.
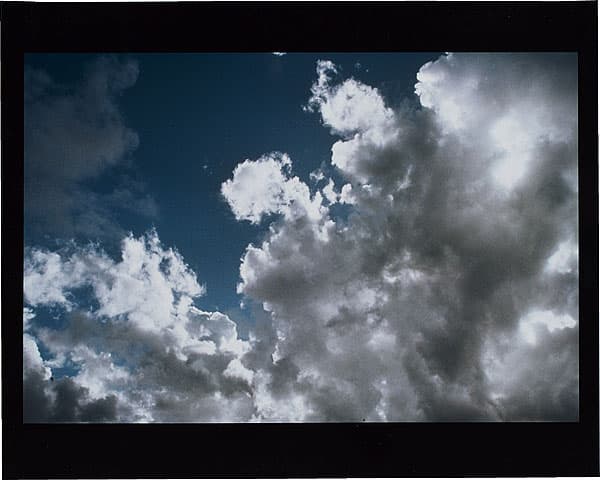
<box><xmin>221</xmin><ymin>152</ymin><xmax>325</xmax><ymax>224</ymax></box>
<box><xmin>24</xmin><ymin>232</ymin><xmax>256</xmax><ymax>422</ymax></box>
<box><xmin>223</xmin><ymin>53</ymin><xmax>578</xmax><ymax>421</ymax></box>
<box><xmin>307</xmin><ymin>60</ymin><xmax>394</xmax><ymax>134</ymax></box>
<box><xmin>25</xmin><ymin>55</ymin><xmax>157</xmax><ymax>239</ymax></box>
<box><xmin>25</xmin><ymin>53</ymin><xmax>578</xmax><ymax>422</ymax></box>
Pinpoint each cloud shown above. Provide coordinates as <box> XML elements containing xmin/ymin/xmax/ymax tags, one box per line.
<box><xmin>484</xmin><ymin>319</ymin><xmax>578</xmax><ymax>421</ymax></box>
<box><xmin>24</xmin><ymin>232</ymin><xmax>256</xmax><ymax>422</ymax></box>
<box><xmin>23</xmin><ymin>330</ymin><xmax>118</xmax><ymax>422</ymax></box>
<box><xmin>415</xmin><ymin>53</ymin><xmax>577</xmax><ymax>189</ymax></box>
<box><xmin>272</xmin><ymin>52</ymin><xmax>287</xmax><ymax>57</ymax></box>
<box><xmin>223</xmin><ymin>53</ymin><xmax>578</xmax><ymax>421</ymax></box>
<box><xmin>306</xmin><ymin>60</ymin><xmax>394</xmax><ymax>137</ymax></box>
<box><xmin>25</xmin><ymin>55</ymin><xmax>157</xmax><ymax>239</ymax></box>
<box><xmin>25</xmin><ymin>53</ymin><xmax>578</xmax><ymax>422</ymax></box>
<box><xmin>221</xmin><ymin>152</ymin><xmax>325</xmax><ymax>225</ymax></box>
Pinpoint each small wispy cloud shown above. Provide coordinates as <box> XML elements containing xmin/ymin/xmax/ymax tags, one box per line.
<box><xmin>24</xmin><ymin>56</ymin><xmax>156</xmax><ymax>240</ymax></box>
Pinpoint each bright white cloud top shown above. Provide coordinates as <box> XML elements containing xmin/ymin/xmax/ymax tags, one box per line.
<box><xmin>23</xmin><ymin>53</ymin><xmax>578</xmax><ymax>422</ymax></box>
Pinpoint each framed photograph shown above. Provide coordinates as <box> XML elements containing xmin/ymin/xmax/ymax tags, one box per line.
<box><xmin>3</xmin><ymin>1</ymin><xmax>598</xmax><ymax>477</ymax></box>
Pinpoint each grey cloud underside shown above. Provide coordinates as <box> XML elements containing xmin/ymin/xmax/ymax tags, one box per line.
<box><xmin>24</xmin><ymin>373</ymin><xmax>118</xmax><ymax>423</ymax></box>
<box><xmin>25</xmin><ymin>56</ymin><xmax>157</xmax><ymax>240</ymax></box>
<box><xmin>24</xmin><ymin>53</ymin><xmax>578</xmax><ymax>422</ymax></box>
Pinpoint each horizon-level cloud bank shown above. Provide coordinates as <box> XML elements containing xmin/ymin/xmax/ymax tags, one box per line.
<box><xmin>24</xmin><ymin>53</ymin><xmax>578</xmax><ymax>422</ymax></box>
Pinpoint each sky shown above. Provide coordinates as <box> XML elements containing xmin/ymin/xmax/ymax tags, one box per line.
<box><xmin>23</xmin><ymin>52</ymin><xmax>579</xmax><ymax>422</ymax></box>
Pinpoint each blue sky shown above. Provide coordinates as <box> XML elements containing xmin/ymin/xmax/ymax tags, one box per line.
<box><xmin>23</xmin><ymin>53</ymin><xmax>578</xmax><ymax>422</ymax></box>
<box><xmin>25</xmin><ymin>52</ymin><xmax>438</xmax><ymax>323</ymax></box>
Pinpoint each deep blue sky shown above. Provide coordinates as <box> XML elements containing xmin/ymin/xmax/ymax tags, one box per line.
<box><xmin>25</xmin><ymin>52</ymin><xmax>439</xmax><ymax>333</ymax></box>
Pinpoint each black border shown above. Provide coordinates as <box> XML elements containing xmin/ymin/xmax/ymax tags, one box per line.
<box><xmin>2</xmin><ymin>2</ymin><xmax>598</xmax><ymax>478</ymax></box>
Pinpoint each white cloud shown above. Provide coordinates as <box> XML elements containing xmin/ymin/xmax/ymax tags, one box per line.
<box><xmin>519</xmin><ymin>310</ymin><xmax>577</xmax><ymax>346</ymax></box>
<box><xmin>224</xmin><ymin>358</ymin><xmax>254</xmax><ymax>384</ymax></box>
<box><xmin>546</xmin><ymin>239</ymin><xmax>578</xmax><ymax>274</ymax></box>
<box><xmin>321</xmin><ymin>179</ymin><xmax>339</xmax><ymax>204</ymax></box>
<box><xmin>415</xmin><ymin>53</ymin><xmax>577</xmax><ymax>190</ymax></box>
<box><xmin>305</xmin><ymin>61</ymin><xmax>407</xmax><ymax>186</ymax></box>
<box><xmin>24</xmin><ymin>231</ymin><xmax>256</xmax><ymax>422</ymax></box>
<box><xmin>221</xmin><ymin>152</ymin><xmax>325</xmax><ymax>225</ymax></box>
<box><xmin>221</xmin><ymin>153</ymin><xmax>293</xmax><ymax>224</ymax></box>
<box><xmin>24</xmin><ymin>250</ymin><xmax>85</xmax><ymax>308</ymax></box>
<box><xmin>339</xmin><ymin>183</ymin><xmax>355</xmax><ymax>204</ymax></box>
<box><xmin>309</xmin><ymin>169</ymin><xmax>325</xmax><ymax>183</ymax></box>
<box><xmin>70</xmin><ymin>346</ymin><xmax>130</xmax><ymax>400</ymax></box>
<box><xmin>23</xmin><ymin>333</ymin><xmax>52</xmax><ymax>380</ymax></box>
<box><xmin>23</xmin><ymin>307</ymin><xmax>36</xmax><ymax>331</ymax></box>
<box><xmin>25</xmin><ymin>232</ymin><xmax>205</xmax><ymax>336</ymax></box>
<box><xmin>307</xmin><ymin>71</ymin><xmax>394</xmax><ymax>135</ymax></box>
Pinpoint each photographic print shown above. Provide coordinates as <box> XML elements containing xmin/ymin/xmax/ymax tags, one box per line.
<box><xmin>23</xmin><ymin>52</ymin><xmax>579</xmax><ymax>423</ymax></box>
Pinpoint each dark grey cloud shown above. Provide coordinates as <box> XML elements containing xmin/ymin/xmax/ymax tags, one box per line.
<box><xmin>23</xmin><ymin>369</ymin><xmax>54</xmax><ymax>422</ymax></box>
<box><xmin>24</xmin><ymin>370</ymin><xmax>118</xmax><ymax>423</ymax></box>
<box><xmin>25</xmin><ymin>56</ymin><xmax>157</xmax><ymax>239</ymax></box>
<box><xmin>493</xmin><ymin>325</ymin><xmax>579</xmax><ymax>421</ymax></box>
<box><xmin>23</xmin><ymin>332</ymin><xmax>118</xmax><ymax>422</ymax></box>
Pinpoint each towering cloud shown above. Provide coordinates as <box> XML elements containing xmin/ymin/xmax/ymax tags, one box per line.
<box><xmin>24</xmin><ymin>53</ymin><xmax>578</xmax><ymax>422</ymax></box>
<box><xmin>226</xmin><ymin>53</ymin><xmax>578</xmax><ymax>421</ymax></box>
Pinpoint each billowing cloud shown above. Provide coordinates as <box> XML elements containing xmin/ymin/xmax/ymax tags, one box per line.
<box><xmin>225</xmin><ymin>53</ymin><xmax>578</xmax><ymax>421</ymax></box>
<box><xmin>221</xmin><ymin>152</ymin><xmax>325</xmax><ymax>225</ymax></box>
<box><xmin>25</xmin><ymin>53</ymin><xmax>578</xmax><ymax>422</ymax></box>
<box><xmin>306</xmin><ymin>60</ymin><xmax>394</xmax><ymax>136</ymax></box>
<box><xmin>25</xmin><ymin>55</ymin><xmax>157</xmax><ymax>239</ymax></box>
<box><xmin>24</xmin><ymin>327</ymin><xmax>119</xmax><ymax>422</ymax></box>
<box><xmin>24</xmin><ymin>232</ymin><xmax>255</xmax><ymax>422</ymax></box>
